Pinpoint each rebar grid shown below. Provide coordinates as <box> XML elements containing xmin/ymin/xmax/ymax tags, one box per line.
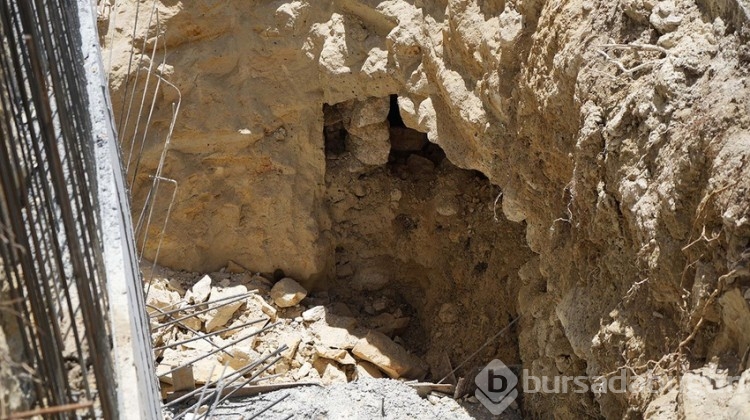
<box><xmin>0</xmin><ymin>0</ymin><xmax>117</xmax><ymax>417</ymax></box>
<box><xmin>101</xmin><ymin>1</ymin><xmax>295</xmax><ymax>417</ymax></box>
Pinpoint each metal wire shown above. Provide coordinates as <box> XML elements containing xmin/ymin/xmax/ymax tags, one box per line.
<box><xmin>108</xmin><ymin>2</ymin><xmax>295</xmax><ymax>419</ymax></box>
<box><xmin>0</xmin><ymin>0</ymin><xmax>118</xmax><ymax>417</ymax></box>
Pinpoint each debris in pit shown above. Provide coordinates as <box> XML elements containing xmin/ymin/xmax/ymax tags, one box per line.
<box><xmin>146</xmin><ymin>264</ymin><xmax>436</xmax><ymax>400</ymax></box>
<box><xmin>270</xmin><ymin>277</ymin><xmax>308</xmax><ymax>307</ymax></box>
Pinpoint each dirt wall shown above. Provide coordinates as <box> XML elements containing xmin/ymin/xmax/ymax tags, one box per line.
<box><xmin>105</xmin><ymin>0</ymin><xmax>750</xmax><ymax>417</ymax></box>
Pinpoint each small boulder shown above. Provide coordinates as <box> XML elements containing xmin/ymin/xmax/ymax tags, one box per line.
<box><xmin>315</xmin><ymin>346</ymin><xmax>357</xmax><ymax>365</ymax></box>
<box><xmin>270</xmin><ymin>277</ymin><xmax>307</xmax><ymax>308</ymax></box>
<box><xmin>192</xmin><ymin>356</ymin><xmax>236</xmax><ymax>385</ymax></box>
<box><xmin>346</xmin><ymin>125</ymin><xmax>390</xmax><ymax>166</ymax></box>
<box><xmin>281</xmin><ymin>335</ymin><xmax>302</xmax><ymax>361</ymax></box>
<box><xmin>352</xmin><ymin>330</ymin><xmax>427</xmax><ymax>379</ymax></box>
<box><xmin>201</xmin><ymin>285</ymin><xmax>248</xmax><ymax>332</ymax></box>
<box><xmin>313</xmin><ymin>359</ymin><xmax>348</xmax><ymax>385</ymax></box>
<box><xmin>349</xmin><ymin>96</ymin><xmax>390</xmax><ymax>128</ymax></box>
<box><xmin>302</xmin><ymin>305</ymin><xmax>326</xmax><ymax>322</ymax></box>
<box><xmin>185</xmin><ymin>275</ymin><xmax>212</xmax><ymax>304</ymax></box>
<box><xmin>219</xmin><ymin>346</ymin><xmax>260</xmax><ymax>370</ymax></box>
<box><xmin>249</xmin><ymin>294</ymin><xmax>277</xmax><ymax>320</ymax></box>
<box><xmin>355</xmin><ymin>361</ymin><xmax>384</xmax><ymax>379</ymax></box>
<box><xmin>314</xmin><ymin>325</ymin><xmax>359</xmax><ymax>350</ymax></box>
<box><xmin>295</xmin><ymin>362</ymin><xmax>313</xmax><ymax>380</ymax></box>
<box><xmin>145</xmin><ymin>282</ymin><xmax>180</xmax><ymax>317</ymax></box>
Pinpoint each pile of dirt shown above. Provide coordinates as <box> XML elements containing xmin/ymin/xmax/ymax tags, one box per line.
<box><xmin>201</xmin><ymin>378</ymin><xmax>521</xmax><ymax>420</ymax></box>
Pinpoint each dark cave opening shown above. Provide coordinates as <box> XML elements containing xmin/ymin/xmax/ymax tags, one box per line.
<box><xmin>321</xmin><ymin>96</ymin><xmax>528</xmax><ymax>387</ymax></box>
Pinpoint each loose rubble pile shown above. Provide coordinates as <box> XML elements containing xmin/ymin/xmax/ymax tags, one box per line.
<box><xmin>144</xmin><ymin>263</ymin><xmax>430</xmax><ymax>395</ymax></box>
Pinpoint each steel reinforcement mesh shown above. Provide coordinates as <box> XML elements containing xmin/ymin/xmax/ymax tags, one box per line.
<box><xmin>0</xmin><ymin>0</ymin><xmax>117</xmax><ymax>417</ymax></box>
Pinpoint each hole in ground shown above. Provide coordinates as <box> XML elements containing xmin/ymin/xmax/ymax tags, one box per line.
<box><xmin>322</xmin><ymin>96</ymin><xmax>533</xmax><ymax>386</ymax></box>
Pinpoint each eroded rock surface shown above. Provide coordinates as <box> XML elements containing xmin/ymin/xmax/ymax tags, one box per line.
<box><xmin>105</xmin><ymin>0</ymin><xmax>750</xmax><ymax>417</ymax></box>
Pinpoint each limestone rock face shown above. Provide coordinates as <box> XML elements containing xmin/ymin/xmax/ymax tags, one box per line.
<box><xmin>106</xmin><ymin>0</ymin><xmax>750</xmax><ymax>417</ymax></box>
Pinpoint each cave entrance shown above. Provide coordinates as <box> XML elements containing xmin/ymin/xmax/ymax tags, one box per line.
<box><xmin>321</xmin><ymin>95</ymin><xmax>531</xmax><ymax>384</ymax></box>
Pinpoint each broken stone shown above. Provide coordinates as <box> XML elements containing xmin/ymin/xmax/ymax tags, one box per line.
<box><xmin>281</xmin><ymin>335</ymin><xmax>302</xmax><ymax>361</ymax></box>
<box><xmin>249</xmin><ymin>293</ymin><xmax>277</xmax><ymax>319</ymax></box>
<box><xmin>313</xmin><ymin>358</ymin><xmax>348</xmax><ymax>385</ymax></box>
<box><xmin>649</xmin><ymin>2</ymin><xmax>681</xmax><ymax>33</ymax></box>
<box><xmin>302</xmin><ymin>305</ymin><xmax>326</xmax><ymax>322</ymax></box>
<box><xmin>315</xmin><ymin>345</ymin><xmax>357</xmax><ymax>365</ymax></box>
<box><xmin>351</xmin><ymin>330</ymin><xmax>427</xmax><ymax>379</ymax></box>
<box><xmin>145</xmin><ymin>283</ymin><xmax>181</xmax><ymax>317</ymax></box>
<box><xmin>224</xmin><ymin>314</ymin><xmax>264</xmax><ymax>339</ymax></box>
<box><xmin>307</xmin><ymin>365</ymin><xmax>321</xmax><ymax>380</ymax></box>
<box><xmin>643</xmin><ymin>388</ymin><xmax>679</xmax><ymax>419</ymax></box>
<box><xmin>219</xmin><ymin>346</ymin><xmax>260</xmax><ymax>370</ymax></box>
<box><xmin>680</xmin><ymin>364</ymin><xmax>740</xmax><ymax>418</ymax></box>
<box><xmin>273</xmin><ymin>360</ymin><xmax>290</xmax><ymax>375</ymax></box>
<box><xmin>185</xmin><ymin>275</ymin><xmax>212</xmax><ymax>304</ymax></box>
<box><xmin>270</xmin><ymin>277</ymin><xmax>307</xmax><ymax>308</ymax></box>
<box><xmin>346</xmin><ymin>125</ymin><xmax>391</xmax><ymax>166</ymax></box>
<box><xmin>160</xmin><ymin>348</ymin><xmax>236</xmax><ymax>385</ymax></box>
<box><xmin>726</xmin><ymin>370</ymin><xmax>750</xmax><ymax>415</ymax></box>
<box><xmin>350</xmin><ymin>96</ymin><xmax>390</xmax><ymax>128</ymax></box>
<box><xmin>355</xmin><ymin>361</ymin><xmax>384</xmax><ymax>379</ymax></box>
<box><xmin>295</xmin><ymin>362</ymin><xmax>313</xmax><ymax>380</ymax></box>
<box><xmin>201</xmin><ymin>285</ymin><xmax>248</xmax><ymax>332</ymax></box>
<box><xmin>181</xmin><ymin>337</ymin><xmax>215</xmax><ymax>353</ymax></box>
<box><xmin>314</xmin><ymin>325</ymin><xmax>359</xmax><ymax>349</ymax></box>
<box><xmin>172</xmin><ymin>365</ymin><xmax>195</xmax><ymax>392</ymax></box>
<box><xmin>156</xmin><ymin>363</ymin><xmax>174</xmax><ymax>385</ymax></box>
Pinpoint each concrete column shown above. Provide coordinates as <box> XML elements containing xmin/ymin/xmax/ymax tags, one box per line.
<box><xmin>76</xmin><ymin>1</ymin><xmax>163</xmax><ymax>418</ymax></box>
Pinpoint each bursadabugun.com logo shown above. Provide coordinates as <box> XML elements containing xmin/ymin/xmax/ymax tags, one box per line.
<box><xmin>475</xmin><ymin>359</ymin><xmax>688</xmax><ymax>414</ymax></box>
<box><xmin>523</xmin><ymin>369</ymin><xmax>631</xmax><ymax>394</ymax></box>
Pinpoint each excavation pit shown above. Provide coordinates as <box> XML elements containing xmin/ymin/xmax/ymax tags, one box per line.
<box><xmin>321</xmin><ymin>96</ymin><xmax>533</xmax><ymax>382</ymax></box>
